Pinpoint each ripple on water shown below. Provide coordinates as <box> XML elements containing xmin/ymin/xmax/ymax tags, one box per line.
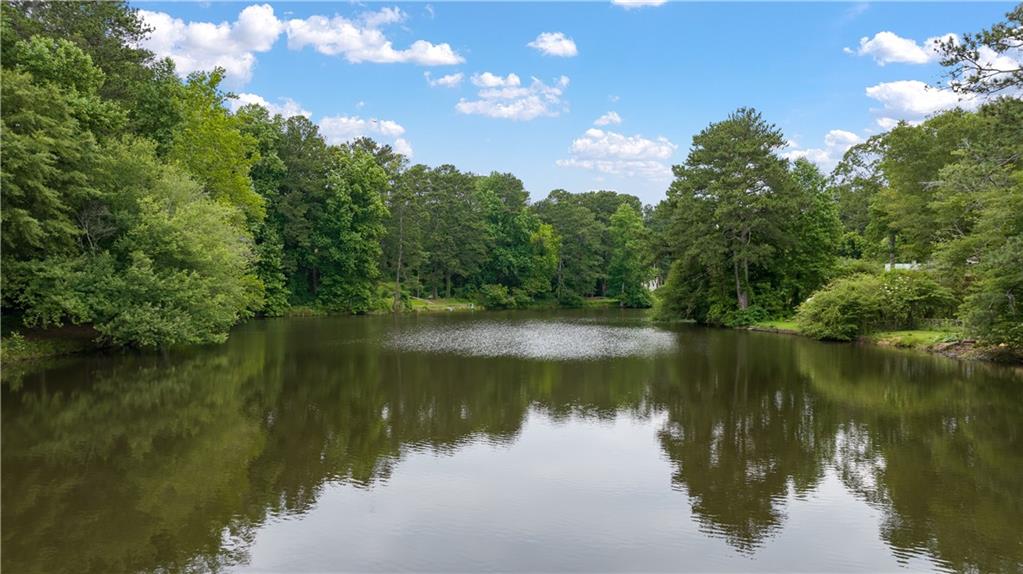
<box><xmin>388</xmin><ymin>320</ymin><xmax>677</xmax><ymax>360</ymax></box>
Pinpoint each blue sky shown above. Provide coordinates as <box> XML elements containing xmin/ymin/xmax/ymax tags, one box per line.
<box><xmin>135</xmin><ymin>1</ymin><xmax>1013</xmax><ymax>205</ymax></box>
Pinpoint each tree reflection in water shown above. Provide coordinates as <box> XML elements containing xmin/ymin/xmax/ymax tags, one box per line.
<box><xmin>3</xmin><ymin>312</ymin><xmax>1021</xmax><ymax>573</ymax></box>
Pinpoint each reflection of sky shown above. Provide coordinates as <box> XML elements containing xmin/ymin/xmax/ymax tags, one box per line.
<box><xmin>389</xmin><ymin>320</ymin><xmax>677</xmax><ymax>360</ymax></box>
<box><xmin>235</xmin><ymin>412</ymin><xmax>948</xmax><ymax>573</ymax></box>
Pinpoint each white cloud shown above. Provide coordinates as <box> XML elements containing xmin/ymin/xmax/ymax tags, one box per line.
<box><xmin>851</xmin><ymin>31</ymin><xmax>957</xmax><ymax>65</ymax></box>
<box><xmin>393</xmin><ymin>138</ymin><xmax>414</xmax><ymax>157</ymax></box>
<box><xmin>285</xmin><ymin>7</ymin><xmax>463</xmax><ymax>65</ymax></box>
<box><xmin>456</xmin><ymin>74</ymin><xmax>570</xmax><ymax>121</ymax></box>
<box><xmin>139</xmin><ymin>4</ymin><xmax>464</xmax><ymax>86</ymax></box>
<box><xmin>138</xmin><ymin>4</ymin><xmax>283</xmax><ymax>85</ymax></box>
<box><xmin>527</xmin><ymin>32</ymin><xmax>578</xmax><ymax>57</ymax></box>
<box><xmin>471</xmin><ymin>72</ymin><xmax>521</xmax><ymax>88</ymax></box>
<box><xmin>319</xmin><ymin>114</ymin><xmax>413</xmax><ymax>156</ymax></box>
<box><xmin>425</xmin><ymin>71</ymin><xmax>464</xmax><ymax>87</ymax></box>
<box><xmin>594</xmin><ymin>111</ymin><xmax>622</xmax><ymax>126</ymax></box>
<box><xmin>611</xmin><ymin>0</ymin><xmax>667</xmax><ymax>8</ymax></box>
<box><xmin>230</xmin><ymin>93</ymin><xmax>311</xmax><ymax>118</ymax></box>
<box><xmin>865</xmin><ymin>79</ymin><xmax>979</xmax><ymax>123</ymax></box>
<box><xmin>557</xmin><ymin>128</ymin><xmax>677</xmax><ymax>179</ymax></box>
<box><xmin>781</xmin><ymin>129</ymin><xmax>863</xmax><ymax>170</ymax></box>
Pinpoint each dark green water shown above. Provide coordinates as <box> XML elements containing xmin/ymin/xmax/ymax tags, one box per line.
<box><xmin>3</xmin><ymin>310</ymin><xmax>1022</xmax><ymax>573</ymax></box>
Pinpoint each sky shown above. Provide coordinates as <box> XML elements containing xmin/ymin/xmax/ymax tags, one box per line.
<box><xmin>133</xmin><ymin>1</ymin><xmax>1014</xmax><ymax>206</ymax></box>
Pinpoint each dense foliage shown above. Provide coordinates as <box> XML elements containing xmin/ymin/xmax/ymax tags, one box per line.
<box><xmin>795</xmin><ymin>272</ymin><xmax>954</xmax><ymax>341</ymax></box>
<box><xmin>0</xmin><ymin>2</ymin><xmax>653</xmax><ymax>348</ymax></box>
<box><xmin>2</xmin><ymin>1</ymin><xmax>1019</xmax><ymax>351</ymax></box>
<box><xmin>656</xmin><ymin>109</ymin><xmax>840</xmax><ymax>326</ymax></box>
<box><xmin>655</xmin><ymin>5</ymin><xmax>1022</xmax><ymax>348</ymax></box>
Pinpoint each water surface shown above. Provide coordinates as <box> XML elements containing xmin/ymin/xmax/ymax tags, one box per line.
<box><xmin>3</xmin><ymin>310</ymin><xmax>1021</xmax><ymax>573</ymax></box>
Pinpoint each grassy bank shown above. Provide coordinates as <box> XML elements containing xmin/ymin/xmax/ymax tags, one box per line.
<box><xmin>747</xmin><ymin>320</ymin><xmax>1020</xmax><ymax>364</ymax></box>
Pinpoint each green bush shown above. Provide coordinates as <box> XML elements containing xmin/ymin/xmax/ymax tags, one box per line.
<box><xmin>510</xmin><ymin>288</ymin><xmax>533</xmax><ymax>308</ymax></box>
<box><xmin>476</xmin><ymin>284</ymin><xmax>515</xmax><ymax>309</ymax></box>
<box><xmin>557</xmin><ymin>291</ymin><xmax>585</xmax><ymax>308</ymax></box>
<box><xmin>796</xmin><ymin>271</ymin><xmax>954</xmax><ymax>341</ymax></box>
<box><xmin>832</xmin><ymin>257</ymin><xmax>882</xmax><ymax>279</ymax></box>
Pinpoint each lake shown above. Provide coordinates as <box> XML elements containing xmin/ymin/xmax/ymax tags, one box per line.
<box><xmin>3</xmin><ymin>309</ymin><xmax>1022</xmax><ymax>573</ymax></box>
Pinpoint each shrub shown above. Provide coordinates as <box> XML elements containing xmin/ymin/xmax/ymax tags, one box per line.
<box><xmin>476</xmin><ymin>284</ymin><xmax>514</xmax><ymax>309</ymax></box>
<box><xmin>796</xmin><ymin>271</ymin><xmax>953</xmax><ymax>341</ymax></box>
<box><xmin>557</xmin><ymin>291</ymin><xmax>585</xmax><ymax>308</ymax></box>
<box><xmin>510</xmin><ymin>288</ymin><xmax>533</xmax><ymax>308</ymax></box>
<box><xmin>617</xmin><ymin>288</ymin><xmax>653</xmax><ymax>309</ymax></box>
<box><xmin>832</xmin><ymin>257</ymin><xmax>882</xmax><ymax>279</ymax></box>
<box><xmin>796</xmin><ymin>274</ymin><xmax>884</xmax><ymax>340</ymax></box>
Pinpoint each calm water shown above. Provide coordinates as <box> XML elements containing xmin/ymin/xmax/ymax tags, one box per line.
<box><xmin>3</xmin><ymin>310</ymin><xmax>1022</xmax><ymax>573</ymax></box>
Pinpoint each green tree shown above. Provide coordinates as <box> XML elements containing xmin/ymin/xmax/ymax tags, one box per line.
<box><xmin>660</xmin><ymin>108</ymin><xmax>797</xmax><ymax>323</ymax></box>
<box><xmin>608</xmin><ymin>204</ymin><xmax>652</xmax><ymax>307</ymax></box>
<box><xmin>314</xmin><ymin>149</ymin><xmax>389</xmax><ymax>312</ymax></box>
<box><xmin>168</xmin><ymin>69</ymin><xmax>263</xmax><ymax>223</ymax></box>
<box><xmin>533</xmin><ymin>189</ymin><xmax>603</xmax><ymax>302</ymax></box>
<box><xmin>422</xmin><ymin>165</ymin><xmax>489</xmax><ymax>297</ymax></box>
<box><xmin>782</xmin><ymin>159</ymin><xmax>842</xmax><ymax>306</ymax></box>
<box><xmin>385</xmin><ymin>164</ymin><xmax>429</xmax><ymax>306</ymax></box>
<box><xmin>936</xmin><ymin>4</ymin><xmax>1023</xmax><ymax>95</ymax></box>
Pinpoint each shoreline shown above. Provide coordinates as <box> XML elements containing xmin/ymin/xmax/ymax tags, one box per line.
<box><xmin>1</xmin><ymin>297</ymin><xmax>626</xmax><ymax>364</ymax></box>
<box><xmin>5</xmin><ymin>307</ymin><xmax>1018</xmax><ymax>367</ymax></box>
<box><xmin>747</xmin><ymin>322</ymin><xmax>1023</xmax><ymax>365</ymax></box>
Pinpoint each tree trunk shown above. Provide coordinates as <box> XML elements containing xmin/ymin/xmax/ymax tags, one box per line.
<box><xmin>445</xmin><ymin>273</ymin><xmax>451</xmax><ymax>298</ymax></box>
<box><xmin>888</xmin><ymin>232</ymin><xmax>897</xmax><ymax>268</ymax></box>
<box><xmin>393</xmin><ymin>213</ymin><xmax>404</xmax><ymax>312</ymax></box>
<box><xmin>556</xmin><ymin>255</ymin><xmax>564</xmax><ymax>299</ymax></box>
<box><xmin>734</xmin><ymin>257</ymin><xmax>748</xmax><ymax>310</ymax></box>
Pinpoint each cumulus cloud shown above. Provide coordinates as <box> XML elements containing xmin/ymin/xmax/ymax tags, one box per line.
<box><xmin>865</xmin><ymin>79</ymin><xmax>979</xmax><ymax>126</ymax></box>
<box><xmin>850</xmin><ymin>31</ymin><xmax>957</xmax><ymax>65</ymax></box>
<box><xmin>781</xmin><ymin>129</ymin><xmax>863</xmax><ymax>170</ymax></box>
<box><xmin>139</xmin><ymin>4</ymin><xmax>464</xmax><ymax>86</ymax></box>
<box><xmin>319</xmin><ymin>115</ymin><xmax>413</xmax><ymax>157</ymax></box>
<box><xmin>594</xmin><ymin>111</ymin><xmax>622</xmax><ymax>126</ymax></box>
<box><xmin>611</xmin><ymin>0</ymin><xmax>667</xmax><ymax>8</ymax></box>
<box><xmin>556</xmin><ymin>128</ymin><xmax>677</xmax><ymax>179</ymax></box>
<box><xmin>138</xmin><ymin>4</ymin><xmax>283</xmax><ymax>85</ymax></box>
<box><xmin>456</xmin><ymin>74</ymin><xmax>570</xmax><ymax>121</ymax></box>
<box><xmin>425</xmin><ymin>71</ymin><xmax>464</xmax><ymax>87</ymax></box>
<box><xmin>229</xmin><ymin>93</ymin><xmax>311</xmax><ymax>118</ymax></box>
<box><xmin>471</xmin><ymin>72</ymin><xmax>521</xmax><ymax>88</ymax></box>
<box><xmin>527</xmin><ymin>32</ymin><xmax>578</xmax><ymax>57</ymax></box>
<box><xmin>285</xmin><ymin>7</ymin><xmax>463</xmax><ymax>65</ymax></box>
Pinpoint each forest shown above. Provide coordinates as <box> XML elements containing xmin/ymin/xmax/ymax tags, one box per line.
<box><xmin>1</xmin><ymin>2</ymin><xmax>1020</xmax><ymax>351</ymax></box>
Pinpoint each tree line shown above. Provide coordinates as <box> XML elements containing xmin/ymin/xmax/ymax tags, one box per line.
<box><xmin>1</xmin><ymin>2</ymin><xmax>1020</xmax><ymax>350</ymax></box>
<box><xmin>0</xmin><ymin>2</ymin><xmax>651</xmax><ymax>348</ymax></box>
<box><xmin>654</xmin><ymin>5</ymin><xmax>1021</xmax><ymax>348</ymax></box>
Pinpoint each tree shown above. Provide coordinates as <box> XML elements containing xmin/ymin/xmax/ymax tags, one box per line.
<box><xmin>937</xmin><ymin>4</ymin><xmax>1023</xmax><ymax>95</ymax></box>
<box><xmin>168</xmin><ymin>69</ymin><xmax>263</xmax><ymax>223</ymax></box>
<box><xmin>236</xmin><ymin>104</ymin><xmax>290</xmax><ymax>315</ymax></box>
<box><xmin>1</xmin><ymin>1</ymin><xmax>155</xmax><ymax>103</ymax></box>
<box><xmin>421</xmin><ymin>165</ymin><xmax>489</xmax><ymax>297</ymax></box>
<box><xmin>5</xmin><ymin>140</ymin><xmax>262</xmax><ymax>347</ymax></box>
<box><xmin>314</xmin><ymin>149</ymin><xmax>389</xmax><ymax>312</ymax></box>
<box><xmin>874</xmin><ymin>110</ymin><xmax>978</xmax><ymax>263</ymax></box>
<box><xmin>931</xmin><ymin>98</ymin><xmax>1023</xmax><ymax>345</ymax></box>
<box><xmin>608</xmin><ymin>204</ymin><xmax>652</xmax><ymax>307</ymax></box>
<box><xmin>384</xmin><ymin>164</ymin><xmax>428</xmax><ymax>308</ymax></box>
<box><xmin>830</xmin><ymin>137</ymin><xmax>886</xmax><ymax>258</ymax></box>
<box><xmin>533</xmin><ymin>189</ymin><xmax>603</xmax><ymax>302</ymax></box>
<box><xmin>782</xmin><ymin>159</ymin><xmax>842</xmax><ymax>306</ymax></box>
<box><xmin>661</xmin><ymin>108</ymin><xmax>796</xmax><ymax>323</ymax></box>
<box><xmin>572</xmin><ymin>190</ymin><xmax>643</xmax><ymax>294</ymax></box>
<box><xmin>273</xmin><ymin>115</ymin><xmax>331</xmax><ymax>301</ymax></box>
